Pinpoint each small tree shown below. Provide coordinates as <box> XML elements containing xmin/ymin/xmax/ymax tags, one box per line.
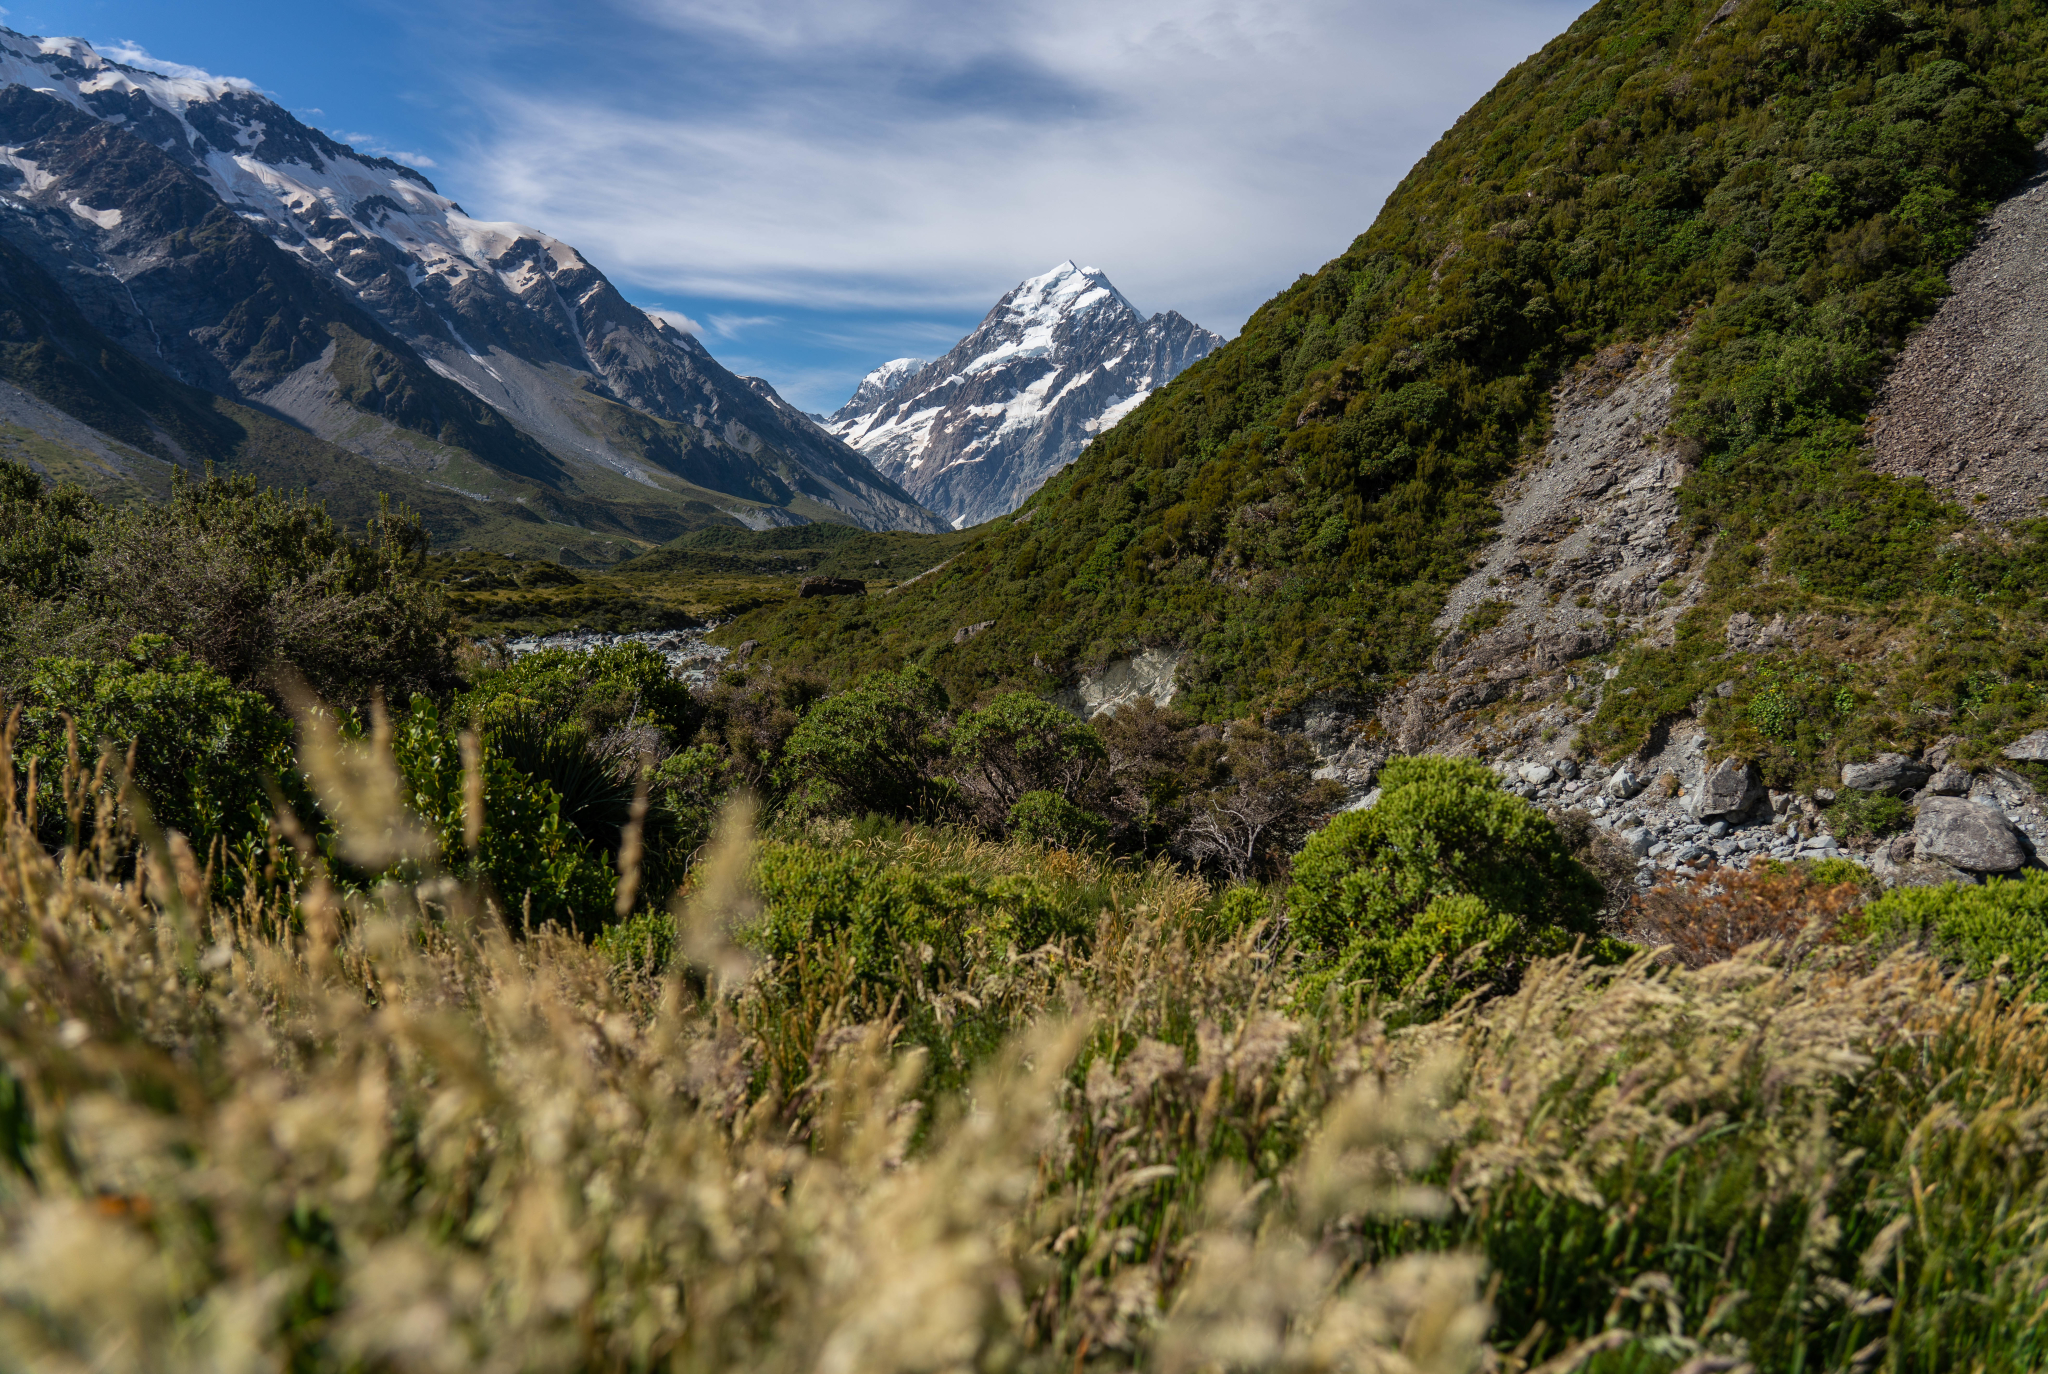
<box><xmin>949</xmin><ymin>691</ymin><xmax>1106</xmax><ymax>827</ymax></box>
<box><xmin>1180</xmin><ymin>722</ymin><xmax>1343</xmax><ymax>882</ymax></box>
<box><xmin>777</xmin><ymin>665</ymin><xmax>952</xmax><ymax>818</ymax></box>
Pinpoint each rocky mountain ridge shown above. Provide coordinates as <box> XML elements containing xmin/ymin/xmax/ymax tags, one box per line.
<box><xmin>0</xmin><ymin>29</ymin><xmax>942</xmax><ymax>547</ymax></box>
<box><xmin>829</xmin><ymin>262</ymin><xmax>1223</xmax><ymax>528</ymax></box>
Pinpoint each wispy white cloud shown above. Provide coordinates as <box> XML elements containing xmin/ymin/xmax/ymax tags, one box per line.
<box><xmin>99</xmin><ymin>39</ymin><xmax>257</xmax><ymax>90</ymax></box>
<box><xmin>454</xmin><ymin>0</ymin><xmax>1583</xmax><ymax>334</ymax></box>
<box><xmin>639</xmin><ymin>305</ymin><xmax>708</xmax><ymax>336</ymax></box>
<box><xmin>335</xmin><ymin>130</ymin><xmax>438</xmax><ymax>168</ymax></box>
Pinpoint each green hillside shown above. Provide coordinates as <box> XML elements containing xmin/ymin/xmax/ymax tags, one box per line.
<box><xmin>726</xmin><ymin>0</ymin><xmax>2048</xmax><ymax>753</ymax></box>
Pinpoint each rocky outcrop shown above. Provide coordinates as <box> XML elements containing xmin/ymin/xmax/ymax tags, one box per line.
<box><xmin>1693</xmin><ymin>757</ymin><xmax>1764</xmax><ymax>820</ymax></box>
<box><xmin>1053</xmin><ymin>647</ymin><xmax>1181</xmax><ymax>720</ymax></box>
<box><xmin>1913</xmin><ymin>797</ymin><xmax>2027</xmax><ymax>874</ymax></box>
<box><xmin>1840</xmin><ymin>753</ymin><xmax>1933</xmax><ymax>796</ymax></box>
<box><xmin>1867</xmin><ymin>138</ymin><xmax>2048</xmax><ymax>525</ymax></box>
<box><xmin>2006</xmin><ymin>729</ymin><xmax>2048</xmax><ymax>763</ymax></box>
<box><xmin>1379</xmin><ymin>336</ymin><xmax>1696</xmax><ymax>755</ymax></box>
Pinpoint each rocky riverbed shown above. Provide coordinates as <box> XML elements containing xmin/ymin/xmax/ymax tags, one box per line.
<box><xmin>501</xmin><ymin>628</ymin><xmax>729</xmax><ymax>687</ymax></box>
<box><xmin>1479</xmin><ymin>731</ymin><xmax>2046</xmax><ymax>892</ymax></box>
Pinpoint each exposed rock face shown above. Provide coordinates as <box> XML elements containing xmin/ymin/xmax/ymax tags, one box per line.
<box><xmin>1053</xmin><ymin>647</ymin><xmax>1181</xmax><ymax>720</ymax></box>
<box><xmin>1913</xmin><ymin>796</ymin><xmax>2026</xmax><ymax>873</ymax></box>
<box><xmin>1926</xmin><ymin>764</ymin><xmax>1973</xmax><ymax>796</ymax></box>
<box><xmin>1381</xmin><ymin>337</ymin><xmax>1696</xmax><ymax>754</ymax></box>
<box><xmin>830</xmin><ymin>263</ymin><xmax>1223</xmax><ymax>529</ymax></box>
<box><xmin>1867</xmin><ymin>138</ymin><xmax>2048</xmax><ymax>525</ymax></box>
<box><xmin>2007</xmin><ymin>729</ymin><xmax>2048</xmax><ymax>763</ymax></box>
<box><xmin>1693</xmin><ymin>757</ymin><xmax>1765</xmax><ymax>819</ymax></box>
<box><xmin>1840</xmin><ymin>753</ymin><xmax>1933</xmax><ymax>795</ymax></box>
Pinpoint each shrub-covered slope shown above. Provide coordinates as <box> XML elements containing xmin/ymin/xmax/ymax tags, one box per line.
<box><xmin>729</xmin><ymin>0</ymin><xmax>2048</xmax><ymax>737</ymax></box>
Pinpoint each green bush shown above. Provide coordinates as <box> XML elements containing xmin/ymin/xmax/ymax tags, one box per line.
<box><xmin>1861</xmin><ymin>871</ymin><xmax>2048</xmax><ymax>990</ymax></box>
<box><xmin>746</xmin><ymin>841</ymin><xmax>1090</xmax><ymax>984</ymax></box>
<box><xmin>1828</xmin><ymin>787</ymin><xmax>1911</xmax><ymax>843</ymax></box>
<box><xmin>19</xmin><ymin>634</ymin><xmax>294</xmax><ymax>853</ymax></box>
<box><xmin>456</xmin><ymin>642</ymin><xmax>696</xmax><ymax>745</ymax></box>
<box><xmin>949</xmin><ymin>691</ymin><xmax>1106</xmax><ymax>810</ymax></box>
<box><xmin>389</xmin><ymin>702</ymin><xmax>615</xmax><ymax>933</ymax></box>
<box><xmin>776</xmin><ymin>664</ymin><xmax>952</xmax><ymax>818</ymax></box>
<box><xmin>2</xmin><ymin>463</ymin><xmax>453</xmax><ymax>706</ymax></box>
<box><xmin>1286</xmin><ymin>756</ymin><xmax>1608</xmax><ymax>998</ymax></box>
<box><xmin>1006</xmin><ymin>790</ymin><xmax>1111</xmax><ymax>851</ymax></box>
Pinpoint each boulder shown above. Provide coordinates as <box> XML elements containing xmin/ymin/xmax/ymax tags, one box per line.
<box><xmin>1692</xmin><ymin>756</ymin><xmax>1764</xmax><ymax>819</ymax></box>
<box><xmin>1925</xmin><ymin>764</ymin><xmax>1972</xmax><ymax>796</ymax></box>
<box><xmin>1620</xmin><ymin>826</ymin><xmax>1653</xmax><ymax>857</ymax></box>
<box><xmin>1913</xmin><ymin>796</ymin><xmax>2026</xmax><ymax>873</ymax></box>
<box><xmin>1840</xmin><ymin>753</ymin><xmax>1931</xmax><ymax>795</ymax></box>
<box><xmin>798</xmin><ymin>577</ymin><xmax>867</xmax><ymax>598</ymax></box>
<box><xmin>1554</xmin><ymin>758</ymin><xmax>1580</xmax><ymax>780</ymax></box>
<box><xmin>1604</xmin><ymin>768</ymin><xmax>1643</xmax><ymax>800</ymax></box>
<box><xmin>2005</xmin><ymin>729</ymin><xmax>2048</xmax><ymax>763</ymax></box>
<box><xmin>1520</xmin><ymin>763</ymin><xmax>1555</xmax><ymax>786</ymax></box>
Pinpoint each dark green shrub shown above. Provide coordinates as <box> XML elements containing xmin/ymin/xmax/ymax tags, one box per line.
<box><xmin>1828</xmin><ymin>788</ymin><xmax>1911</xmax><ymax>843</ymax></box>
<box><xmin>950</xmin><ymin>692</ymin><xmax>1106</xmax><ymax>812</ymax></box>
<box><xmin>19</xmin><ymin>634</ymin><xmax>293</xmax><ymax>852</ymax></box>
<box><xmin>776</xmin><ymin>665</ymin><xmax>952</xmax><ymax>818</ymax></box>
<box><xmin>1007</xmin><ymin>790</ymin><xmax>1110</xmax><ymax>851</ymax></box>
<box><xmin>3</xmin><ymin>466</ymin><xmax>453</xmax><ymax>705</ymax></box>
<box><xmin>1180</xmin><ymin>722</ymin><xmax>1344</xmax><ymax>881</ymax></box>
<box><xmin>1286</xmin><ymin>757</ymin><xmax>1608</xmax><ymax>998</ymax></box>
<box><xmin>457</xmin><ymin>642</ymin><xmax>697</xmax><ymax>746</ymax></box>
<box><xmin>388</xmin><ymin>702</ymin><xmax>615</xmax><ymax>933</ymax></box>
<box><xmin>1861</xmin><ymin>871</ymin><xmax>2048</xmax><ymax>990</ymax></box>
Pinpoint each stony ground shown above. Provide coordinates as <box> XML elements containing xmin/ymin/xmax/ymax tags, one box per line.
<box><xmin>1868</xmin><ymin>140</ymin><xmax>2048</xmax><ymax>525</ymax></box>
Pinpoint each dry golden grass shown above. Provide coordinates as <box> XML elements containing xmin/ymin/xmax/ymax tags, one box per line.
<box><xmin>2</xmin><ymin>716</ymin><xmax>2047</xmax><ymax>1371</ymax></box>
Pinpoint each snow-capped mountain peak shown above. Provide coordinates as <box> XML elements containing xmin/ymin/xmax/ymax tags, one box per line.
<box><xmin>829</xmin><ymin>263</ymin><xmax>1225</xmax><ymax>528</ymax></box>
<box><xmin>0</xmin><ymin>27</ymin><xmax>944</xmax><ymax>535</ymax></box>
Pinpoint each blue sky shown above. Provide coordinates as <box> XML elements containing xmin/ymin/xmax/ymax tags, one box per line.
<box><xmin>11</xmin><ymin>0</ymin><xmax>1585</xmax><ymax>412</ymax></box>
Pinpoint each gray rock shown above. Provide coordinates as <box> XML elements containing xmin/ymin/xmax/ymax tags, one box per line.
<box><xmin>1621</xmin><ymin>826</ymin><xmax>1653</xmax><ymax>857</ymax></box>
<box><xmin>1647</xmin><ymin>840</ymin><xmax>1670</xmax><ymax>858</ymax></box>
<box><xmin>2004</xmin><ymin>729</ymin><xmax>2048</xmax><ymax>763</ymax></box>
<box><xmin>1605</xmin><ymin>768</ymin><xmax>1643</xmax><ymax>800</ymax></box>
<box><xmin>1692</xmin><ymin>756</ymin><xmax>1765</xmax><ymax>819</ymax></box>
<box><xmin>1800</xmin><ymin>834</ymin><xmax>1839</xmax><ymax>852</ymax></box>
<box><xmin>1926</xmin><ymin>764</ymin><xmax>1972</xmax><ymax>796</ymax></box>
<box><xmin>1554</xmin><ymin>758</ymin><xmax>1580</xmax><ymax>780</ymax></box>
<box><xmin>1707</xmin><ymin>820</ymin><xmax>1729</xmax><ymax>839</ymax></box>
<box><xmin>1841</xmin><ymin>752</ymin><xmax>1932</xmax><ymax>794</ymax></box>
<box><xmin>1913</xmin><ymin>796</ymin><xmax>2026</xmax><ymax>873</ymax></box>
<box><xmin>1520</xmin><ymin>763</ymin><xmax>1556</xmax><ymax>786</ymax></box>
<box><xmin>1812</xmin><ymin>788</ymin><xmax>1837</xmax><ymax>805</ymax></box>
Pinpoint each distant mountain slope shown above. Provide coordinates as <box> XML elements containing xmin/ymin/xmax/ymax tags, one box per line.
<box><xmin>828</xmin><ymin>263</ymin><xmax>1223</xmax><ymax>528</ymax></box>
<box><xmin>0</xmin><ymin>30</ymin><xmax>942</xmax><ymax>541</ymax></box>
<box><xmin>732</xmin><ymin>0</ymin><xmax>2048</xmax><ymax>784</ymax></box>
